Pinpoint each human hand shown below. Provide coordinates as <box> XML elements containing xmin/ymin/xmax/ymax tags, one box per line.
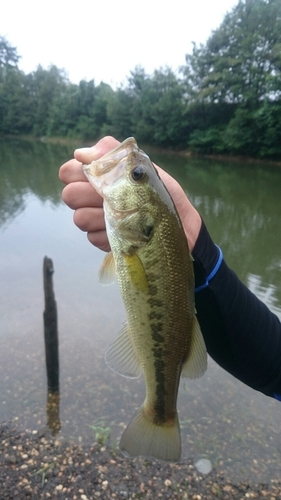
<box><xmin>59</xmin><ymin>136</ymin><xmax>201</xmax><ymax>252</ymax></box>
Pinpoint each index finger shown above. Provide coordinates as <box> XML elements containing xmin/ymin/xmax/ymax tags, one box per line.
<box><xmin>59</xmin><ymin>136</ymin><xmax>121</xmax><ymax>185</ymax></box>
<box><xmin>59</xmin><ymin>158</ymin><xmax>86</xmax><ymax>184</ymax></box>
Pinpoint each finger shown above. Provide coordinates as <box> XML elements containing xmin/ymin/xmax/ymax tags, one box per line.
<box><xmin>59</xmin><ymin>158</ymin><xmax>86</xmax><ymax>184</ymax></box>
<box><xmin>87</xmin><ymin>230</ymin><xmax>110</xmax><ymax>253</ymax></box>
<box><xmin>74</xmin><ymin>136</ymin><xmax>120</xmax><ymax>164</ymax></box>
<box><xmin>62</xmin><ymin>182</ymin><xmax>103</xmax><ymax>210</ymax></box>
<box><xmin>73</xmin><ymin>207</ymin><xmax>105</xmax><ymax>233</ymax></box>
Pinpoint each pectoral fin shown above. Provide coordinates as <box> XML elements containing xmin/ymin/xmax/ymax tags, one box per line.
<box><xmin>123</xmin><ymin>252</ymin><xmax>148</xmax><ymax>293</ymax></box>
<box><xmin>181</xmin><ymin>316</ymin><xmax>207</xmax><ymax>379</ymax></box>
<box><xmin>99</xmin><ymin>252</ymin><xmax>116</xmax><ymax>284</ymax></box>
<box><xmin>105</xmin><ymin>324</ymin><xmax>142</xmax><ymax>379</ymax></box>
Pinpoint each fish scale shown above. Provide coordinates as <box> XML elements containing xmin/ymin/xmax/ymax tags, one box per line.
<box><xmin>83</xmin><ymin>137</ymin><xmax>207</xmax><ymax>461</ymax></box>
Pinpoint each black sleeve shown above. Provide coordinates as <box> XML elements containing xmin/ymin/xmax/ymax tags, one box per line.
<box><xmin>192</xmin><ymin>220</ymin><xmax>281</xmax><ymax>400</ymax></box>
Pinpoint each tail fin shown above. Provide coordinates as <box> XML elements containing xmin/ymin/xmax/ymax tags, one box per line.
<box><xmin>119</xmin><ymin>406</ymin><xmax>181</xmax><ymax>462</ymax></box>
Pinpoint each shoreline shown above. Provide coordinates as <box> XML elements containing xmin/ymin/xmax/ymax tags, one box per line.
<box><xmin>1</xmin><ymin>422</ymin><xmax>281</xmax><ymax>500</ymax></box>
<box><xmin>1</xmin><ymin>134</ymin><xmax>281</xmax><ymax>168</ymax></box>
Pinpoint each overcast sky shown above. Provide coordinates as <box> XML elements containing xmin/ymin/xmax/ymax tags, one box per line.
<box><xmin>1</xmin><ymin>0</ymin><xmax>238</xmax><ymax>88</ymax></box>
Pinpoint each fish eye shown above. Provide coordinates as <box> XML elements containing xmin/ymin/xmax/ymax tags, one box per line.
<box><xmin>131</xmin><ymin>166</ymin><xmax>145</xmax><ymax>182</ymax></box>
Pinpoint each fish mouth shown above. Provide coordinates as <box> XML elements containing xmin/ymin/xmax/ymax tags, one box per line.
<box><xmin>83</xmin><ymin>137</ymin><xmax>139</xmax><ymax>178</ymax></box>
<box><xmin>82</xmin><ymin>137</ymin><xmax>144</xmax><ymax>196</ymax></box>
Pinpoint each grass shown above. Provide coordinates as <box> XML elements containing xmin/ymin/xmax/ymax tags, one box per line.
<box><xmin>32</xmin><ymin>461</ymin><xmax>56</xmax><ymax>487</ymax></box>
<box><xmin>88</xmin><ymin>420</ymin><xmax>111</xmax><ymax>445</ymax></box>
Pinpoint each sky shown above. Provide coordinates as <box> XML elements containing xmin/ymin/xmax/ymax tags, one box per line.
<box><xmin>1</xmin><ymin>0</ymin><xmax>238</xmax><ymax>88</ymax></box>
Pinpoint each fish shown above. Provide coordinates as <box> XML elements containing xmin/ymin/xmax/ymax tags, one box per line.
<box><xmin>83</xmin><ymin>137</ymin><xmax>207</xmax><ymax>462</ymax></box>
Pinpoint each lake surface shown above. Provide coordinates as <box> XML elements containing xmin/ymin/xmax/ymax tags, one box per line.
<box><xmin>0</xmin><ymin>137</ymin><xmax>281</xmax><ymax>483</ymax></box>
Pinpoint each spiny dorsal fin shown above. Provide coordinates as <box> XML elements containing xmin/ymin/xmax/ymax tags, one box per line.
<box><xmin>181</xmin><ymin>316</ymin><xmax>207</xmax><ymax>379</ymax></box>
<box><xmin>105</xmin><ymin>324</ymin><xmax>142</xmax><ymax>379</ymax></box>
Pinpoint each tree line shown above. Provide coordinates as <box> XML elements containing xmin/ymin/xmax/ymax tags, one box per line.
<box><xmin>1</xmin><ymin>0</ymin><xmax>281</xmax><ymax>159</ymax></box>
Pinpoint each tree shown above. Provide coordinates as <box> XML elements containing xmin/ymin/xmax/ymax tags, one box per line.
<box><xmin>101</xmin><ymin>87</ymin><xmax>135</xmax><ymax>140</ymax></box>
<box><xmin>0</xmin><ymin>37</ymin><xmax>30</xmax><ymax>134</ymax></box>
<box><xmin>47</xmin><ymin>82</ymin><xmax>79</xmax><ymax>137</ymax></box>
<box><xmin>29</xmin><ymin>65</ymin><xmax>69</xmax><ymax>136</ymax></box>
<box><xmin>0</xmin><ymin>68</ymin><xmax>35</xmax><ymax>134</ymax></box>
<box><xmin>0</xmin><ymin>36</ymin><xmax>19</xmax><ymax>69</ymax></box>
<box><xmin>181</xmin><ymin>0</ymin><xmax>281</xmax><ymax>156</ymax></box>
<box><xmin>223</xmin><ymin>100</ymin><xmax>281</xmax><ymax>157</ymax></box>
<box><xmin>126</xmin><ymin>66</ymin><xmax>188</xmax><ymax>148</ymax></box>
<box><xmin>72</xmin><ymin>80</ymin><xmax>114</xmax><ymax>140</ymax></box>
<box><xmin>182</xmin><ymin>0</ymin><xmax>281</xmax><ymax>105</ymax></box>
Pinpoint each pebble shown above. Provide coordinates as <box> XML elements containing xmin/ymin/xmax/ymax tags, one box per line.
<box><xmin>6</xmin><ymin>454</ymin><xmax>17</xmax><ymax>464</ymax></box>
<box><xmin>194</xmin><ymin>458</ymin><xmax>212</xmax><ymax>475</ymax></box>
<box><xmin>164</xmin><ymin>479</ymin><xmax>172</xmax><ymax>487</ymax></box>
<box><xmin>1</xmin><ymin>424</ymin><xmax>281</xmax><ymax>500</ymax></box>
<box><xmin>102</xmin><ymin>480</ymin><xmax>109</xmax><ymax>490</ymax></box>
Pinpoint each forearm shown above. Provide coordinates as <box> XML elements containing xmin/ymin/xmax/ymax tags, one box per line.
<box><xmin>192</xmin><ymin>221</ymin><xmax>281</xmax><ymax>400</ymax></box>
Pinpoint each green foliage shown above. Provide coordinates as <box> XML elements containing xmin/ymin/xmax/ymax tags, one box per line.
<box><xmin>182</xmin><ymin>0</ymin><xmax>281</xmax><ymax>105</ymax></box>
<box><xmin>88</xmin><ymin>421</ymin><xmax>111</xmax><ymax>445</ymax></box>
<box><xmin>47</xmin><ymin>83</ymin><xmax>79</xmax><ymax>137</ymax></box>
<box><xmin>223</xmin><ymin>101</ymin><xmax>281</xmax><ymax>157</ymax></box>
<box><xmin>32</xmin><ymin>462</ymin><xmax>56</xmax><ymax>487</ymax></box>
<box><xmin>30</xmin><ymin>65</ymin><xmax>69</xmax><ymax>137</ymax></box>
<box><xmin>183</xmin><ymin>0</ymin><xmax>281</xmax><ymax>157</ymax></box>
<box><xmin>102</xmin><ymin>87</ymin><xmax>135</xmax><ymax>140</ymax></box>
<box><xmin>1</xmin><ymin>1</ymin><xmax>281</xmax><ymax>159</ymax></box>
<box><xmin>126</xmin><ymin>66</ymin><xmax>189</xmax><ymax>148</ymax></box>
<box><xmin>0</xmin><ymin>68</ymin><xmax>33</xmax><ymax>134</ymax></box>
<box><xmin>0</xmin><ymin>36</ymin><xmax>19</xmax><ymax>68</ymax></box>
<box><xmin>223</xmin><ymin>107</ymin><xmax>259</xmax><ymax>155</ymax></box>
<box><xmin>255</xmin><ymin>100</ymin><xmax>281</xmax><ymax>157</ymax></box>
<box><xmin>189</xmin><ymin>127</ymin><xmax>226</xmax><ymax>154</ymax></box>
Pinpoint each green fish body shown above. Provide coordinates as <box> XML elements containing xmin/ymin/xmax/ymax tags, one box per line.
<box><xmin>83</xmin><ymin>138</ymin><xmax>207</xmax><ymax>461</ymax></box>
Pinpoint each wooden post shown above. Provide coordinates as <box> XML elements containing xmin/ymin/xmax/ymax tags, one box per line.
<box><xmin>46</xmin><ymin>390</ymin><xmax>61</xmax><ymax>435</ymax></box>
<box><xmin>43</xmin><ymin>256</ymin><xmax>59</xmax><ymax>392</ymax></box>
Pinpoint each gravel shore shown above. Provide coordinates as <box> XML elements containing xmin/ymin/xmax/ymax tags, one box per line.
<box><xmin>1</xmin><ymin>422</ymin><xmax>281</xmax><ymax>500</ymax></box>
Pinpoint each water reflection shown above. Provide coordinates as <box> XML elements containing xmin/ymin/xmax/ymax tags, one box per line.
<box><xmin>46</xmin><ymin>390</ymin><xmax>61</xmax><ymax>435</ymax></box>
<box><xmin>248</xmin><ymin>273</ymin><xmax>281</xmax><ymax>320</ymax></box>
<box><xmin>0</xmin><ymin>137</ymin><xmax>75</xmax><ymax>227</ymax></box>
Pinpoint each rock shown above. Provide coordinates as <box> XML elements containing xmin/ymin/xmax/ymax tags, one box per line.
<box><xmin>6</xmin><ymin>454</ymin><xmax>17</xmax><ymax>464</ymax></box>
<box><xmin>194</xmin><ymin>458</ymin><xmax>212</xmax><ymax>475</ymax></box>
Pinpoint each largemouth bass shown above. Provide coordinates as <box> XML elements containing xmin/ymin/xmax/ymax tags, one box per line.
<box><xmin>83</xmin><ymin>138</ymin><xmax>207</xmax><ymax>462</ymax></box>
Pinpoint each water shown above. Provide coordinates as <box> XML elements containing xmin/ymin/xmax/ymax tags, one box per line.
<box><xmin>0</xmin><ymin>138</ymin><xmax>281</xmax><ymax>483</ymax></box>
